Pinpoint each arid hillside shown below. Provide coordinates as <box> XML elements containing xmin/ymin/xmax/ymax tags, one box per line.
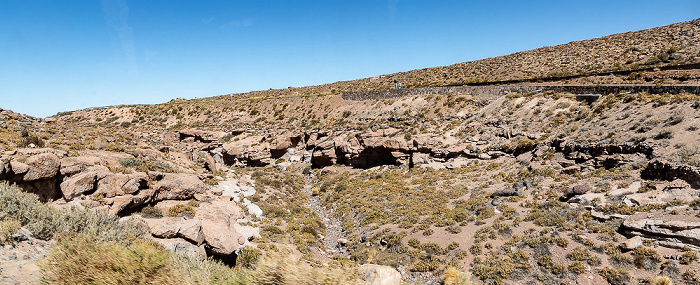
<box><xmin>0</xmin><ymin>19</ymin><xmax>700</xmax><ymax>285</ymax></box>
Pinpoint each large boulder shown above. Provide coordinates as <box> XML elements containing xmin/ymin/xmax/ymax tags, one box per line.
<box><xmin>153</xmin><ymin>173</ymin><xmax>206</xmax><ymax>201</ymax></box>
<box><xmin>59</xmin><ymin>156</ymin><xmax>102</xmax><ymax>176</ymax></box>
<box><xmin>95</xmin><ymin>173</ymin><xmax>148</xmax><ymax>198</ymax></box>
<box><xmin>156</xmin><ymin>237</ymin><xmax>207</xmax><ymax>260</ymax></box>
<box><xmin>196</xmin><ymin>198</ymin><xmax>245</xmax><ymax>255</ymax></box>
<box><xmin>147</xmin><ymin>217</ymin><xmax>205</xmax><ymax>245</ymax></box>
<box><xmin>360</xmin><ymin>264</ymin><xmax>402</xmax><ymax>285</ymax></box>
<box><xmin>59</xmin><ymin>167</ymin><xmax>110</xmax><ymax>200</ymax></box>
<box><xmin>23</xmin><ymin>153</ymin><xmax>60</xmax><ymax>181</ymax></box>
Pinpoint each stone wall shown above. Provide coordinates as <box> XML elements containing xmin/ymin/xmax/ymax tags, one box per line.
<box><xmin>342</xmin><ymin>85</ymin><xmax>700</xmax><ymax>101</ymax></box>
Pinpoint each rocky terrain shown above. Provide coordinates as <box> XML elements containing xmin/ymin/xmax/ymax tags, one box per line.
<box><xmin>1</xmin><ymin>19</ymin><xmax>700</xmax><ymax>285</ymax></box>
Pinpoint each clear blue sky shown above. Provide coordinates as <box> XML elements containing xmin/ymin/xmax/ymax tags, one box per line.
<box><xmin>1</xmin><ymin>1</ymin><xmax>698</xmax><ymax>117</ymax></box>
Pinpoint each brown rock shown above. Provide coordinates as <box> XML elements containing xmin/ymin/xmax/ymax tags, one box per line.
<box><xmin>196</xmin><ymin>199</ymin><xmax>244</xmax><ymax>255</ymax></box>
<box><xmin>360</xmin><ymin>264</ymin><xmax>402</xmax><ymax>285</ymax></box>
<box><xmin>622</xmin><ymin>236</ymin><xmax>643</xmax><ymax>250</ymax></box>
<box><xmin>156</xmin><ymin>237</ymin><xmax>207</xmax><ymax>260</ymax></box>
<box><xmin>59</xmin><ymin>169</ymin><xmax>109</xmax><ymax>200</ymax></box>
<box><xmin>154</xmin><ymin>173</ymin><xmax>206</xmax><ymax>201</ymax></box>
<box><xmin>59</xmin><ymin>156</ymin><xmax>102</xmax><ymax>176</ymax></box>
<box><xmin>151</xmin><ymin>220</ymin><xmax>179</xmax><ymax>239</ymax></box>
<box><xmin>95</xmin><ymin>173</ymin><xmax>147</xmax><ymax>198</ymax></box>
<box><xmin>23</xmin><ymin>153</ymin><xmax>60</xmax><ymax>181</ymax></box>
<box><xmin>564</xmin><ymin>184</ymin><xmax>591</xmax><ymax>197</ymax></box>
<box><xmin>9</xmin><ymin>160</ymin><xmax>29</xmax><ymax>175</ymax></box>
<box><xmin>178</xmin><ymin>219</ymin><xmax>205</xmax><ymax>245</ymax></box>
<box><xmin>108</xmin><ymin>195</ymin><xmax>133</xmax><ymax>216</ymax></box>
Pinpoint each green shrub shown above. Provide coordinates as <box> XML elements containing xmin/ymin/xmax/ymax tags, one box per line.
<box><xmin>680</xmin><ymin>246</ymin><xmax>697</xmax><ymax>265</ymax></box>
<box><xmin>39</xmin><ymin>233</ymin><xmax>182</xmax><ymax>284</ymax></box>
<box><xmin>411</xmin><ymin>257</ymin><xmax>440</xmax><ymax>272</ymax></box>
<box><xmin>236</xmin><ymin>247</ymin><xmax>262</xmax><ymax>269</ymax></box>
<box><xmin>167</xmin><ymin>205</ymin><xmax>196</xmax><ymax>217</ymax></box>
<box><xmin>599</xmin><ymin>267</ymin><xmax>631</xmax><ymax>285</ymax></box>
<box><xmin>407</xmin><ymin>238</ymin><xmax>421</xmax><ymax>248</ymax></box>
<box><xmin>569</xmin><ymin>261</ymin><xmax>585</xmax><ymax>274</ymax></box>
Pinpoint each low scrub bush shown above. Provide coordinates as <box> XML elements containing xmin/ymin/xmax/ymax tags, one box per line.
<box><xmin>599</xmin><ymin>267</ymin><xmax>631</xmax><ymax>285</ymax></box>
<box><xmin>39</xmin><ymin>233</ymin><xmax>182</xmax><ymax>284</ymax></box>
<box><xmin>167</xmin><ymin>205</ymin><xmax>196</xmax><ymax>217</ymax></box>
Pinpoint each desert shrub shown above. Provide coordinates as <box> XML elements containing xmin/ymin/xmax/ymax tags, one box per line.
<box><xmin>680</xmin><ymin>246</ymin><xmax>697</xmax><ymax>265</ymax></box>
<box><xmin>632</xmin><ymin>246</ymin><xmax>662</xmax><ymax>270</ymax></box>
<box><xmin>203</xmin><ymin>177</ymin><xmax>219</xmax><ymax>185</ymax></box>
<box><xmin>236</xmin><ymin>247</ymin><xmax>262</xmax><ymax>269</ymax></box>
<box><xmin>472</xmin><ymin>255</ymin><xmax>515</xmax><ymax>284</ymax></box>
<box><xmin>442</xmin><ymin>266</ymin><xmax>473</xmax><ymax>285</ymax></box>
<box><xmin>411</xmin><ymin>256</ymin><xmax>440</xmax><ymax>272</ymax></box>
<box><xmin>599</xmin><ymin>267</ymin><xmax>631</xmax><ymax>285</ymax></box>
<box><xmin>419</xmin><ymin>242</ymin><xmax>445</xmax><ymax>255</ymax></box>
<box><xmin>167</xmin><ymin>205</ymin><xmax>196</xmax><ymax>217</ymax></box>
<box><xmin>551</xmin><ymin>263</ymin><xmax>566</xmax><ymax>276</ymax></box>
<box><xmin>18</xmin><ymin>135</ymin><xmax>45</xmax><ymax>148</ymax></box>
<box><xmin>39</xmin><ymin>233</ymin><xmax>182</xmax><ymax>284</ymax></box>
<box><xmin>569</xmin><ymin>261</ymin><xmax>585</xmax><ymax>274</ymax></box>
<box><xmin>0</xmin><ymin>219</ymin><xmax>21</xmax><ymax>245</ymax></box>
<box><xmin>654</xmin><ymin>127</ymin><xmax>674</xmax><ymax>139</ymax></box>
<box><xmin>567</xmin><ymin>246</ymin><xmax>591</xmax><ymax>261</ymax></box>
<box><xmin>140</xmin><ymin>206</ymin><xmax>163</xmax><ymax>218</ymax></box>
<box><xmin>537</xmin><ymin>255</ymin><xmax>552</xmax><ymax>268</ymax></box>
<box><xmin>407</xmin><ymin>238</ymin><xmax>421</xmax><ymax>248</ymax></box>
<box><xmin>666</xmin><ymin>109</ymin><xmax>684</xmax><ymax>125</ymax></box>
<box><xmin>637</xmin><ymin>117</ymin><xmax>660</xmax><ymax>133</ymax></box>
<box><xmin>187</xmin><ymin>199</ymin><xmax>200</xmax><ymax>208</ymax></box>
<box><xmin>682</xmin><ymin>270</ymin><xmax>699</xmax><ymax>285</ymax></box>
<box><xmin>104</xmin><ymin>142</ymin><xmax>125</xmax><ymax>152</ymax></box>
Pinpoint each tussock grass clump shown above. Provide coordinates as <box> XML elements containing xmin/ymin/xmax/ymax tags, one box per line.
<box><xmin>39</xmin><ymin>233</ymin><xmax>183</xmax><ymax>284</ymax></box>
<box><xmin>650</xmin><ymin>275</ymin><xmax>673</xmax><ymax>285</ymax></box>
<box><xmin>170</xmin><ymin>253</ymin><xmax>250</xmax><ymax>285</ymax></box>
<box><xmin>251</xmin><ymin>252</ymin><xmax>364</xmax><ymax>285</ymax></box>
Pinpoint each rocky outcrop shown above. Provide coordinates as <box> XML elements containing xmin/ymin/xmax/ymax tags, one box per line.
<box><xmin>642</xmin><ymin>159</ymin><xmax>700</xmax><ymax>189</ymax></box>
<box><xmin>178</xmin><ymin>129</ymin><xmax>227</xmax><ymax>143</ymax></box>
<box><xmin>0</xmin><ymin>149</ymin><xmax>65</xmax><ymax>201</ymax></box>
<box><xmin>621</xmin><ymin>211</ymin><xmax>700</xmax><ymax>250</ymax></box>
